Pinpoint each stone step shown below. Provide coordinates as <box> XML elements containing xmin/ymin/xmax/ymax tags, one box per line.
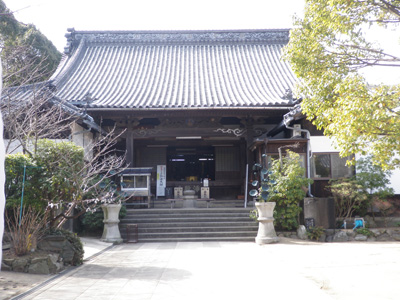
<box><xmin>127</xmin><ymin>226</ymin><xmax>258</xmax><ymax>233</ymax></box>
<box><xmin>123</xmin><ymin>213</ymin><xmax>252</xmax><ymax>219</ymax></box>
<box><xmin>124</xmin><ymin>210</ymin><xmax>253</xmax><ymax>215</ymax></box>
<box><xmin>119</xmin><ymin>206</ymin><xmax>257</xmax><ymax>243</ymax></box>
<box><xmin>120</xmin><ymin>221</ymin><xmax>257</xmax><ymax>228</ymax></box>
<box><xmin>131</xmin><ymin>236</ymin><xmax>256</xmax><ymax>243</ymax></box>
<box><xmin>124</xmin><ymin>208</ymin><xmax>253</xmax><ymax>214</ymax></box>
<box><xmin>129</xmin><ymin>199</ymin><xmax>248</xmax><ymax>209</ymax></box>
<box><xmin>121</xmin><ymin>216</ymin><xmax>254</xmax><ymax>223</ymax></box>
<box><xmin>121</xmin><ymin>230</ymin><xmax>257</xmax><ymax>239</ymax></box>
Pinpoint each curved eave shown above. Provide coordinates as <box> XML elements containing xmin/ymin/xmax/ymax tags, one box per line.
<box><xmin>50</xmin><ymin>37</ymin><xmax>87</xmax><ymax>88</ymax></box>
<box><xmin>86</xmin><ymin>104</ymin><xmax>293</xmax><ymax>111</ymax></box>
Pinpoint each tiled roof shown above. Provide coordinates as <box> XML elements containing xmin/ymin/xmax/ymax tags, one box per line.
<box><xmin>50</xmin><ymin>29</ymin><xmax>297</xmax><ymax>110</ymax></box>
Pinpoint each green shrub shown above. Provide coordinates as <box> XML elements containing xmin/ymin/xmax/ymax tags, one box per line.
<box><xmin>328</xmin><ymin>178</ymin><xmax>369</xmax><ymax>219</ymax></box>
<box><xmin>82</xmin><ymin>205</ymin><xmax>127</xmax><ymax>233</ymax></box>
<box><xmin>267</xmin><ymin>150</ymin><xmax>313</xmax><ymax>231</ymax></box>
<box><xmin>5</xmin><ymin>153</ymin><xmax>46</xmax><ymax>211</ymax></box>
<box><xmin>356</xmin><ymin>228</ymin><xmax>375</xmax><ymax>238</ymax></box>
<box><xmin>249</xmin><ymin>209</ymin><xmax>258</xmax><ymax>221</ymax></box>
<box><xmin>307</xmin><ymin>226</ymin><xmax>325</xmax><ymax>241</ymax></box>
<box><xmin>34</xmin><ymin>139</ymin><xmax>85</xmax><ymax>207</ymax></box>
<box><xmin>327</xmin><ymin>156</ymin><xmax>394</xmax><ymax>220</ymax></box>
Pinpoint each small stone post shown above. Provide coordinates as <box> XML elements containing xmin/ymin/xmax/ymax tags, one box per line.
<box><xmin>101</xmin><ymin>204</ymin><xmax>123</xmax><ymax>244</ymax></box>
<box><xmin>255</xmin><ymin>202</ymin><xmax>279</xmax><ymax>244</ymax></box>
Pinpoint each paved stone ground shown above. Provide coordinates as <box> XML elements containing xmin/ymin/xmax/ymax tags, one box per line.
<box><xmin>6</xmin><ymin>238</ymin><xmax>400</xmax><ymax>300</ymax></box>
<box><xmin>1</xmin><ymin>237</ymin><xmax>112</xmax><ymax>300</ymax></box>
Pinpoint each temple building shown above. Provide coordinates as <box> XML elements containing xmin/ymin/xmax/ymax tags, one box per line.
<box><xmin>7</xmin><ymin>28</ymin><xmax>399</xmax><ymax>208</ymax></box>
<box><xmin>53</xmin><ymin>28</ymin><xmax>306</xmax><ymax>203</ymax></box>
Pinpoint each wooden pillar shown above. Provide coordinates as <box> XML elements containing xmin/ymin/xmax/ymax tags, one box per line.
<box><xmin>126</xmin><ymin>131</ymin><xmax>134</xmax><ymax>167</ymax></box>
<box><xmin>245</xmin><ymin>121</ymin><xmax>254</xmax><ymax>168</ymax></box>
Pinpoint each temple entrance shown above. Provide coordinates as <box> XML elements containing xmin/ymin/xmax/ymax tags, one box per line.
<box><xmin>134</xmin><ymin>139</ymin><xmax>244</xmax><ymax>200</ymax></box>
<box><xmin>166</xmin><ymin>146</ymin><xmax>215</xmax><ymax>181</ymax></box>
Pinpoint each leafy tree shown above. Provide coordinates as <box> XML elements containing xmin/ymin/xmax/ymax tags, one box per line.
<box><xmin>328</xmin><ymin>178</ymin><xmax>368</xmax><ymax>220</ymax></box>
<box><xmin>356</xmin><ymin>155</ymin><xmax>394</xmax><ymax>217</ymax></box>
<box><xmin>328</xmin><ymin>155</ymin><xmax>394</xmax><ymax>219</ymax></box>
<box><xmin>0</xmin><ymin>0</ymin><xmax>61</xmax><ymax>87</ymax></box>
<box><xmin>284</xmin><ymin>0</ymin><xmax>400</xmax><ymax>169</ymax></box>
<box><xmin>267</xmin><ymin>150</ymin><xmax>313</xmax><ymax>230</ymax></box>
<box><xmin>356</xmin><ymin>155</ymin><xmax>394</xmax><ymax>197</ymax></box>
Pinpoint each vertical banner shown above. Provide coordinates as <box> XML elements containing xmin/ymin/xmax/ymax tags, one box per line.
<box><xmin>156</xmin><ymin>165</ymin><xmax>166</xmax><ymax>197</ymax></box>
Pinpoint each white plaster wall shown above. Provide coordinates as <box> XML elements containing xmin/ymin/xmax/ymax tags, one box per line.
<box><xmin>310</xmin><ymin>136</ymin><xmax>400</xmax><ymax>195</ymax></box>
<box><xmin>309</xmin><ymin>136</ymin><xmax>339</xmax><ymax>153</ymax></box>
<box><xmin>71</xmin><ymin>122</ymin><xmax>94</xmax><ymax>160</ymax></box>
<box><xmin>4</xmin><ymin>139</ymin><xmax>69</xmax><ymax>154</ymax></box>
<box><xmin>0</xmin><ymin>58</ymin><xmax>5</xmax><ymax>268</ymax></box>
<box><xmin>388</xmin><ymin>163</ymin><xmax>400</xmax><ymax>194</ymax></box>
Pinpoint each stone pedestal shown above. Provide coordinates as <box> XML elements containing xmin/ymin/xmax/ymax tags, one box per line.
<box><xmin>183</xmin><ymin>190</ymin><xmax>197</xmax><ymax>208</ymax></box>
<box><xmin>101</xmin><ymin>204</ymin><xmax>123</xmax><ymax>244</ymax></box>
<box><xmin>255</xmin><ymin>202</ymin><xmax>279</xmax><ymax>244</ymax></box>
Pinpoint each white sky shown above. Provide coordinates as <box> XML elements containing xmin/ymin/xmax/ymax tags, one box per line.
<box><xmin>5</xmin><ymin>0</ymin><xmax>305</xmax><ymax>52</ymax></box>
<box><xmin>4</xmin><ymin>0</ymin><xmax>399</xmax><ymax>84</ymax></box>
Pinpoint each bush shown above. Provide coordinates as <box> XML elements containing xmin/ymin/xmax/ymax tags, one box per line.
<box><xmin>329</xmin><ymin>178</ymin><xmax>369</xmax><ymax>219</ymax></box>
<box><xmin>307</xmin><ymin>226</ymin><xmax>325</xmax><ymax>241</ymax></box>
<box><xmin>82</xmin><ymin>205</ymin><xmax>127</xmax><ymax>233</ymax></box>
<box><xmin>5</xmin><ymin>206</ymin><xmax>48</xmax><ymax>256</ymax></box>
<box><xmin>267</xmin><ymin>150</ymin><xmax>313</xmax><ymax>231</ymax></box>
<box><xmin>356</xmin><ymin>156</ymin><xmax>394</xmax><ymax>197</ymax></box>
<box><xmin>356</xmin><ymin>156</ymin><xmax>394</xmax><ymax>218</ymax></box>
<box><xmin>5</xmin><ymin>153</ymin><xmax>46</xmax><ymax>212</ymax></box>
<box><xmin>6</xmin><ymin>139</ymin><xmax>126</xmax><ymax>229</ymax></box>
<box><xmin>327</xmin><ymin>156</ymin><xmax>394</xmax><ymax>220</ymax></box>
<box><xmin>356</xmin><ymin>228</ymin><xmax>375</xmax><ymax>238</ymax></box>
<box><xmin>5</xmin><ymin>140</ymin><xmax>85</xmax><ymax>227</ymax></box>
<box><xmin>34</xmin><ymin>139</ymin><xmax>85</xmax><ymax>208</ymax></box>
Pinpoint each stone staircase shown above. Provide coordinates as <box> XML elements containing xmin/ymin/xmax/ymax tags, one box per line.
<box><xmin>119</xmin><ymin>207</ymin><xmax>258</xmax><ymax>243</ymax></box>
<box><xmin>151</xmin><ymin>198</ymin><xmax>246</xmax><ymax>209</ymax></box>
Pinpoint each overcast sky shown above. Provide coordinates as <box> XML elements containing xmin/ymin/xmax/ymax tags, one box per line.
<box><xmin>5</xmin><ymin>0</ymin><xmax>305</xmax><ymax>51</ymax></box>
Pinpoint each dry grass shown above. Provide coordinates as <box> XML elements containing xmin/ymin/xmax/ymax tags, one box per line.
<box><xmin>5</xmin><ymin>206</ymin><xmax>48</xmax><ymax>256</ymax></box>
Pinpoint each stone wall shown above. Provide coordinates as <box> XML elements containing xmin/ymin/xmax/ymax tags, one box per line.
<box><xmin>283</xmin><ymin>226</ymin><xmax>400</xmax><ymax>243</ymax></box>
<box><xmin>2</xmin><ymin>234</ymin><xmax>81</xmax><ymax>274</ymax></box>
<box><xmin>2</xmin><ymin>253</ymin><xmax>64</xmax><ymax>274</ymax></box>
<box><xmin>325</xmin><ymin>228</ymin><xmax>400</xmax><ymax>243</ymax></box>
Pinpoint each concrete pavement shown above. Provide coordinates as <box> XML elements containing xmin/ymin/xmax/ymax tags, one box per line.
<box><xmin>10</xmin><ymin>238</ymin><xmax>400</xmax><ymax>300</ymax></box>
